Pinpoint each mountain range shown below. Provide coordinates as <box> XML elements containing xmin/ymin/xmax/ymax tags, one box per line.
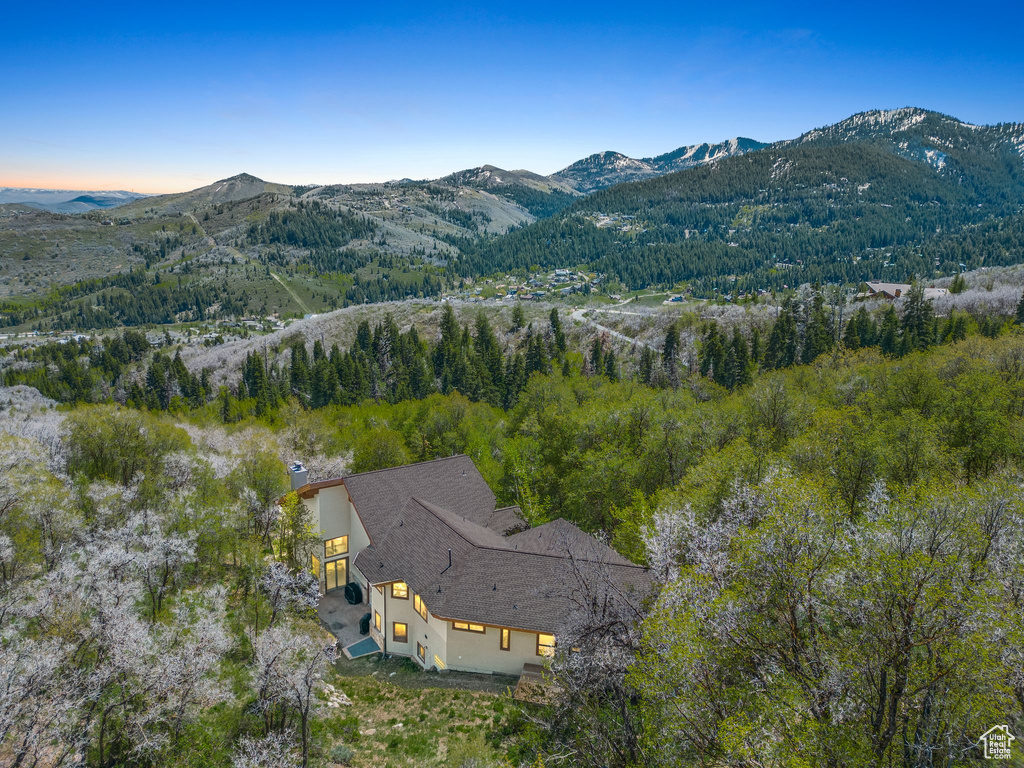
<box><xmin>550</xmin><ymin>137</ymin><xmax>767</xmax><ymax>193</ymax></box>
<box><xmin>2</xmin><ymin>107</ymin><xmax>1023</xmax><ymax>329</ymax></box>
<box><xmin>0</xmin><ymin>188</ymin><xmax>148</xmax><ymax>213</ymax></box>
<box><xmin>458</xmin><ymin>108</ymin><xmax>1024</xmax><ymax>293</ymax></box>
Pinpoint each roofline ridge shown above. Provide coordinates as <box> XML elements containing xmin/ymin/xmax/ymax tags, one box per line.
<box><xmin>408</xmin><ymin>498</ymin><xmax>647</xmax><ymax>569</ymax></box>
<box><xmin>343</xmin><ymin>453</ymin><xmax>470</xmax><ymax>481</ymax></box>
<box><xmin>408</xmin><ymin>496</ymin><xmax>496</xmax><ymax>547</ymax></box>
<box><xmin>472</xmin><ymin>544</ymin><xmax>649</xmax><ymax>569</ymax></box>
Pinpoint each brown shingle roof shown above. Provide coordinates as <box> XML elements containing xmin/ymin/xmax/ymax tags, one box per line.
<box><xmin>301</xmin><ymin>454</ymin><xmax>650</xmax><ymax>632</ymax></box>
<box><xmin>441</xmin><ymin>548</ymin><xmax>650</xmax><ymax>633</ymax></box>
<box><xmin>484</xmin><ymin>505</ymin><xmax>527</xmax><ymax>536</ymax></box>
<box><xmin>353</xmin><ymin>495</ymin><xmax>650</xmax><ymax>633</ymax></box>
<box><xmin>343</xmin><ymin>455</ymin><xmax>496</xmax><ymax>540</ymax></box>
<box><xmin>505</xmin><ymin>518</ymin><xmax>634</xmax><ymax>566</ymax></box>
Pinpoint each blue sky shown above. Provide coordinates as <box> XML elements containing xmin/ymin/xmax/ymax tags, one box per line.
<box><xmin>3</xmin><ymin>1</ymin><xmax>1022</xmax><ymax>192</ymax></box>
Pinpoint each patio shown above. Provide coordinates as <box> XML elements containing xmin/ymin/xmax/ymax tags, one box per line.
<box><xmin>317</xmin><ymin>589</ymin><xmax>375</xmax><ymax>652</ymax></box>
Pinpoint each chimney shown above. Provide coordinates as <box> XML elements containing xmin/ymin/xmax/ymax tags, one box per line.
<box><xmin>288</xmin><ymin>461</ymin><xmax>308</xmax><ymax>491</ymax></box>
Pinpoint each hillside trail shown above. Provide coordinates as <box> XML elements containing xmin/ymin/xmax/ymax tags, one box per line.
<box><xmin>186</xmin><ymin>211</ymin><xmax>312</xmax><ymax>316</ymax></box>
<box><xmin>268</xmin><ymin>270</ymin><xmax>312</xmax><ymax>315</ymax></box>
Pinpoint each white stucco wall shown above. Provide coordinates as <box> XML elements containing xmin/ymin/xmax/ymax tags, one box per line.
<box><xmin>444</xmin><ymin>624</ymin><xmax>546</xmax><ymax>676</ymax></box>
<box><xmin>367</xmin><ymin>581</ymin><xmax>548</xmax><ymax>674</ymax></box>
<box><xmin>301</xmin><ymin>484</ymin><xmax>370</xmax><ymax>600</ymax></box>
<box><xmin>367</xmin><ymin>585</ymin><xmax>456</xmax><ymax>670</ymax></box>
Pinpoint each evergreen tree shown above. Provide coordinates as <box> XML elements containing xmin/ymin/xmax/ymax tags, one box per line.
<box><xmin>549</xmin><ymin>308</ymin><xmax>566</xmax><ymax>356</ymax></box>
<box><xmin>511</xmin><ymin>302</ymin><xmax>525</xmax><ymax>332</ymax></box>
<box><xmin>589</xmin><ymin>337</ymin><xmax>604</xmax><ymax>378</ymax></box>
<box><xmin>604</xmin><ymin>349</ymin><xmax>618</xmax><ymax>381</ymax></box>
<box><xmin>801</xmin><ymin>291</ymin><xmax>832</xmax><ymax>364</ymax></box>
<box><xmin>842</xmin><ymin>310</ymin><xmax>862</xmax><ymax>349</ymax></box>
<box><xmin>764</xmin><ymin>303</ymin><xmax>798</xmax><ymax>369</ymax></box>
<box><xmin>504</xmin><ymin>353</ymin><xmax>527</xmax><ymax>408</ymax></box>
<box><xmin>879</xmin><ymin>305</ymin><xmax>900</xmax><ymax>356</ymax></box>
<box><xmin>729</xmin><ymin>327</ymin><xmax>752</xmax><ymax>388</ymax></box>
<box><xmin>525</xmin><ymin>333</ymin><xmax>550</xmax><ymax>376</ymax></box>
<box><xmin>639</xmin><ymin>347</ymin><xmax>655</xmax><ymax>385</ymax></box>
<box><xmin>473</xmin><ymin>312</ymin><xmax>504</xmax><ymax>406</ymax></box>
<box><xmin>663</xmin><ymin>323</ymin><xmax>680</xmax><ymax>382</ymax></box>
<box><xmin>698</xmin><ymin>323</ymin><xmax>726</xmax><ymax>385</ymax></box>
<box><xmin>289</xmin><ymin>343</ymin><xmax>310</xmax><ymax>400</ymax></box>
<box><xmin>900</xmin><ymin>284</ymin><xmax>935</xmax><ymax>351</ymax></box>
<box><xmin>750</xmin><ymin>326</ymin><xmax>762</xmax><ymax>364</ymax></box>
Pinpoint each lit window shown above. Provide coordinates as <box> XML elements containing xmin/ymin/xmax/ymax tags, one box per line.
<box><xmin>391</xmin><ymin>582</ymin><xmax>408</xmax><ymax>599</ymax></box>
<box><xmin>393</xmin><ymin>622</ymin><xmax>408</xmax><ymax>643</ymax></box>
<box><xmin>414</xmin><ymin>593</ymin><xmax>428</xmax><ymax>621</ymax></box>
<box><xmin>500</xmin><ymin>628</ymin><xmax>510</xmax><ymax>651</ymax></box>
<box><xmin>452</xmin><ymin>621</ymin><xmax>486</xmax><ymax>633</ymax></box>
<box><xmin>374</xmin><ymin>611</ymin><xmax>381</xmax><ymax>632</ymax></box>
<box><xmin>537</xmin><ymin>633</ymin><xmax>555</xmax><ymax>658</ymax></box>
<box><xmin>417</xmin><ymin>642</ymin><xmax>426</xmax><ymax>662</ymax></box>
<box><xmin>325</xmin><ymin>535</ymin><xmax>348</xmax><ymax>558</ymax></box>
<box><xmin>310</xmin><ymin>553</ymin><xmax>321</xmax><ymax>577</ymax></box>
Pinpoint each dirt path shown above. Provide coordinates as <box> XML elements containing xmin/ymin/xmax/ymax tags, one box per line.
<box><xmin>186</xmin><ymin>210</ymin><xmax>312</xmax><ymax>316</ymax></box>
<box><xmin>270</xmin><ymin>270</ymin><xmax>312</xmax><ymax>315</ymax></box>
<box><xmin>184</xmin><ymin>212</ymin><xmax>217</xmax><ymax>248</ymax></box>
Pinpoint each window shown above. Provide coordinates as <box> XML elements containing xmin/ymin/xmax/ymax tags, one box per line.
<box><xmin>393</xmin><ymin>622</ymin><xmax>408</xmax><ymax>643</ymax></box>
<box><xmin>310</xmin><ymin>553</ymin><xmax>320</xmax><ymax>578</ymax></box>
<box><xmin>414</xmin><ymin>593</ymin><xmax>428</xmax><ymax>621</ymax></box>
<box><xmin>391</xmin><ymin>582</ymin><xmax>408</xmax><ymax>599</ymax></box>
<box><xmin>416</xmin><ymin>642</ymin><xmax>426</xmax><ymax>662</ymax></box>
<box><xmin>374</xmin><ymin>611</ymin><xmax>382</xmax><ymax>632</ymax></box>
<box><xmin>452</xmin><ymin>621</ymin><xmax>486</xmax><ymax>633</ymax></box>
<box><xmin>500</xmin><ymin>628</ymin><xmax>510</xmax><ymax>651</ymax></box>
<box><xmin>325</xmin><ymin>535</ymin><xmax>348</xmax><ymax>558</ymax></box>
<box><xmin>537</xmin><ymin>633</ymin><xmax>556</xmax><ymax>658</ymax></box>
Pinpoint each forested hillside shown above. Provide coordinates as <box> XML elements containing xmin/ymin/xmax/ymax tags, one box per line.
<box><xmin>458</xmin><ymin>109</ymin><xmax>1024</xmax><ymax>295</ymax></box>
<box><xmin>4</xmin><ymin>109</ymin><xmax>1023</xmax><ymax>334</ymax></box>
<box><xmin>4</xmin><ymin>296</ymin><xmax>1024</xmax><ymax>765</ymax></box>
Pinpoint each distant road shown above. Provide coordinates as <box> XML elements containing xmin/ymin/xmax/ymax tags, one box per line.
<box><xmin>570</xmin><ymin>303</ymin><xmax>660</xmax><ymax>352</ymax></box>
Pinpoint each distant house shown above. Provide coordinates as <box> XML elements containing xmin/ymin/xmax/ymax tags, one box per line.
<box><xmin>857</xmin><ymin>281</ymin><xmax>949</xmax><ymax>301</ymax></box>
<box><xmin>284</xmin><ymin>456</ymin><xmax>648</xmax><ymax>676</ymax></box>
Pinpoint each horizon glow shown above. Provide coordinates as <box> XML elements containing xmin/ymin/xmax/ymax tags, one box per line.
<box><xmin>3</xmin><ymin>1</ymin><xmax>1023</xmax><ymax>194</ymax></box>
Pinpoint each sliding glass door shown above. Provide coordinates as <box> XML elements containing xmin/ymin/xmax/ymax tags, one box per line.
<box><xmin>325</xmin><ymin>557</ymin><xmax>348</xmax><ymax>592</ymax></box>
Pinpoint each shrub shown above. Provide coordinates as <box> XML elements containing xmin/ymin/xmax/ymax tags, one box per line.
<box><xmin>329</xmin><ymin>743</ymin><xmax>354</xmax><ymax>765</ymax></box>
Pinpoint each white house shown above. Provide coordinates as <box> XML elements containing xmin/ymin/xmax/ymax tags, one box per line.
<box><xmin>285</xmin><ymin>455</ymin><xmax>649</xmax><ymax>676</ymax></box>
